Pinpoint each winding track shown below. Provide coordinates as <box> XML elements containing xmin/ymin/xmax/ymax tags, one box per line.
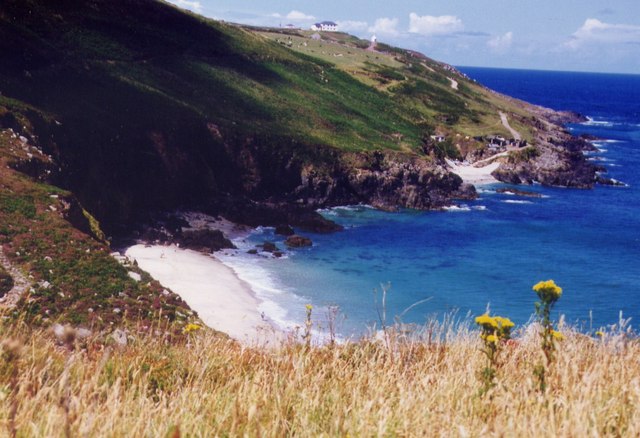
<box><xmin>499</xmin><ymin>111</ymin><xmax>522</xmax><ymax>140</ymax></box>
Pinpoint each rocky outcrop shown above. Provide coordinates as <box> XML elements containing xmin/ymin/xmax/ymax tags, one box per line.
<box><xmin>492</xmin><ymin>145</ymin><xmax>598</xmax><ymax>188</ymax></box>
<box><xmin>295</xmin><ymin>151</ymin><xmax>476</xmax><ymax>211</ymax></box>
<box><xmin>176</xmin><ymin>229</ymin><xmax>235</xmax><ymax>253</ymax></box>
<box><xmin>285</xmin><ymin>235</ymin><xmax>313</xmax><ymax>248</ymax></box>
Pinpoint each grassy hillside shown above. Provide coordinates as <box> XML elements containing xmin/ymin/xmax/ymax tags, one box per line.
<box><xmin>0</xmin><ymin>127</ymin><xmax>195</xmax><ymax>330</ymax></box>
<box><xmin>0</xmin><ymin>0</ymin><xmax>547</xmax><ymax>233</ymax></box>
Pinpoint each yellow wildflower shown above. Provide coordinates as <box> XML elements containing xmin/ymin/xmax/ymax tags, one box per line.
<box><xmin>475</xmin><ymin>314</ymin><xmax>498</xmax><ymax>328</ymax></box>
<box><xmin>551</xmin><ymin>330</ymin><xmax>564</xmax><ymax>341</ymax></box>
<box><xmin>182</xmin><ymin>323</ymin><xmax>202</xmax><ymax>334</ymax></box>
<box><xmin>486</xmin><ymin>334</ymin><xmax>498</xmax><ymax>344</ymax></box>
<box><xmin>533</xmin><ymin>279</ymin><xmax>563</xmax><ymax>301</ymax></box>
<box><xmin>494</xmin><ymin>316</ymin><xmax>515</xmax><ymax>329</ymax></box>
<box><xmin>305</xmin><ymin>304</ymin><xmax>313</xmax><ymax>311</ymax></box>
<box><xmin>595</xmin><ymin>331</ymin><xmax>604</xmax><ymax>337</ymax></box>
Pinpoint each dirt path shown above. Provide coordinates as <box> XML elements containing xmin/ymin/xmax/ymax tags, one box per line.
<box><xmin>448</xmin><ymin>77</ymin><xmax>459</xmax><ymax>90</ymax></box>
<box><xmin>499</xmin><ymin>111</ymin><xmax>521</xmax><ymax>140</ymax></box>
<box><xmin>474</xmin><ymin>150</ymin><xmax>509</xmax><ymax>166</ymax></box>
<box><xmin>0</xmin><ymin>246</ymin><xmax>31</xmax><ymax>308</ymax></box>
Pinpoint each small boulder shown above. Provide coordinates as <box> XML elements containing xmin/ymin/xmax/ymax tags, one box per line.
<box><xmin>111</xmin><ymin>329</ymin><xmax>128</xmax><ymax>346</ymax></box>
<box><xmin>260</xmin><ymin>242</ymin><xmax>279</xmax><ymax>253</ymax></box>
<box><xmin>284</xmin><ymin>234</ymin><xmax>313</xmax><ymax>248</ymax></box>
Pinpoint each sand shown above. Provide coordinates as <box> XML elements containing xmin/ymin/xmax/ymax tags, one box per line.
<box><xmin>445</xmin><ymin>158</ymin><xmax>501</xmax><ymax>185</ymax></box>
<box><xmin>125</xmin><ymin>244</ymin><xmax>282</xmax><ymax>346</ymax></box>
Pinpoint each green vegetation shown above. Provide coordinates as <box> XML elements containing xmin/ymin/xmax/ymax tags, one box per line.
<box><xmin>0</xmin><ymin>0</ymin><xmax>546</xmax><ymax>231</ymax></box>
<box><xmin>508</xmin><ymin>146</ymin><xmax>541</xmax><ymax>163</ymax></box>
<box><xmin>0</xmin><ymin>132</ymin><xmax>192</xmax><ymax>329</ymax></box>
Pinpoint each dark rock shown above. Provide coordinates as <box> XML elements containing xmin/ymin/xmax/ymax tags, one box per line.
<box><xmin>453</xmin><ymin>183</ymin><xmax>477</xmax><ymax>200</ymax></box>
<box><xmin>559</xmin><ymin>136</ymin><xmax>598</xmax><ymax>153</ymax></box>
<box><xmin>177</xmin><ymin>229</ymin><xmax>235</xmax><ymax>253</ymax></box>
<box><xmin>496</xmin><ymin>188</ymin><xmax>543</xmax><ymax>198</ymax></box>
<box><xmin>597</xmin><ymin>176</ymin><xmax>627</xmax><ymax>187</ymax></box>
<box><xmin>546</xmin><ymin>111</ymin><xmax>588</xmax><ymax>125</ymax></box>
<box><xmin>224</xmin><ymin>200</ymin><xmax>343</xmax><ymax>233</ymax></box>
<box><xmin>61</xmin><ymin>195</ymin><xmax>107</xmax><ymax>242</ymax></box>
<box><xmin>0</xmin><ymin>267</ymin><xmax>13</xmax><ymax>298</ymax></box>
<box><xmin>285</xmin><ymin>234</ymin><xmax>313</xmax><ymax>248</ymax></box>
<box><xmin>275</xmin><ymin>224</ymin><xmax>295</xmax><ymax>236</ymax></box>
<box><xmin>260</xmin><ymin>241</ymin><xmax>278</xmax><ymax>252</ymax></box>
<box><xmin>273</xmin><ymin>251</ymin><xmax>284</xmax><ymax>258</ymax></box>
<box><xmin>247</xmin><ymin>249</ymin><xmax>258</xmax><ymax>255</ymax></box>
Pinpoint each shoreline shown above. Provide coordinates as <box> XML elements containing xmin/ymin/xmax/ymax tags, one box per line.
<box><xmin>124</xmin><ymin>244</ymin><xmax>284</xmax><ymax>347</ymax></box>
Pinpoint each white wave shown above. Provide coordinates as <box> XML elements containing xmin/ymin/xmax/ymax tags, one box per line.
<box><xmin>317</xmin><ymin>205</ymin><xmax>375</xmax><ymax>216</ymax></box>
<box><xmin>217</xmin><ymin>251</ymin><xmax>306</xmax><ymax>331</ymax></box>
<box><xmin>583</xmin><ymin>117</ymin><xmax>614</xmax><ymax>127</ymax></box>
<box><xmin>502</xmin><ymin>200</ymin><xmax>533</xmax><ymax>205</ymax></box>
<box><xmin>443</xmin><ymin>205</ymin><xmax>471</xmax><ymax>212</ymax></box>
<box><xmin>472</xmin><ymin>205</ymin><xmax>488</xmax><ymax>211</ymax></box>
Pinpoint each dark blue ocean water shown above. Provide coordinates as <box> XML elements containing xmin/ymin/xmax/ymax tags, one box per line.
<box><xmin>221</xmin><ymin>68</ymin><xmax>640</xmax><ymax>337</ymax></box>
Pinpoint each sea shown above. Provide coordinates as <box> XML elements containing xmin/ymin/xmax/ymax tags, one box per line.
<box><xmin>218</xmin><ymin>67</ymin><xmax>640</xmax><ymax>339</ymax></box>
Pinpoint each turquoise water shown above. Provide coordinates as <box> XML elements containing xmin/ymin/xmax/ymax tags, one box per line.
<box><xmin>220</xmin><ymin>68</ymin><xmax>640</xmax><ymax>338</ymax></box>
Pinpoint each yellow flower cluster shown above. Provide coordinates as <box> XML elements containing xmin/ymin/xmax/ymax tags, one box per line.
<box><xmin>551</xmin><ymin>330</ymin><xmax>564</xmax><ymax>341</ymax></box>
<box><xmin>475</xmin><ymin>314</ymin><xmax>515</xmax><ymax>344</ymax></box>
<box><xmin>182</xmin><ymin>323</ymin><xmax>202</xmax><ymax>335</ymax></box>
<box><xmin>475</xmin><ymin>314</ymin><xmax>497</xmax><ymax>328</ymax></box>
<box><xmin>532</xmin><ymin>279</ymin><xmax>563</xmax><ymax>302</ymax></box>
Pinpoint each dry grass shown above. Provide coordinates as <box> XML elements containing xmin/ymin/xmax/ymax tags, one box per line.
<box><xmin>1</xmin><ymin>318</ymin><xmax>639</xmax><ymax>437</ymax></box>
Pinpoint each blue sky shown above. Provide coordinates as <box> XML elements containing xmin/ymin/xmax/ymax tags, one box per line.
<box><xmin>167</xmin><ymin>0</ymin><xmax>640</xmax><ymax>73</ymax></box>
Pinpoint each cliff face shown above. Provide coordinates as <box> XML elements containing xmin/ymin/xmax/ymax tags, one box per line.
<box><xmin>295</xmin><ymin>151</ymin><xmax>475</xmax><ymax>210</ymax></box>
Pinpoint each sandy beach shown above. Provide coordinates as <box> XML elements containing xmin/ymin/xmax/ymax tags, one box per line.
<box><xmin>445</xmin><ymin>158</ymin><xmax>501</xmax><ymax>185</ymax></box>
<box><xmin>125</xmin><ymin>244</ymin><xmax>282</xmax><ymax>346</ymax></box>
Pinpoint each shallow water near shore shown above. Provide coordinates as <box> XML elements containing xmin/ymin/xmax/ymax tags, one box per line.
<box><xmin>221</xmin><ymin>68</ymin><xmax>640</xmax><ymax>338</ymax></box>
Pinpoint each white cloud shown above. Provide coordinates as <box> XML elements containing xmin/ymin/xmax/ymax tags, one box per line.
<box><xmin>488</xmin><ymin>31</ymin><xmax>513</xmax><ymax>53</ymax></box>
<box><xmin>408</xmin><ymin>13</ymin><xmax>463</xmax><ymax>36</ymax></box>
<box><xmin>337</xmin><ymin>20</ymin><xmax>369</xmax><ymax>33</ymax></box>
<box><xmin>368</xmin><ymin>17</ymin><xmax>400</xmax><ymax>36</ymax></box>
<box><xmin>270</xmin><ymin>13</ymin><xmax>282</xmax><ymax>18</ymax></box>
<box><xmin>168</xmin><ymin>0</ymin><xmax>202</xmax><ymax>12</ymax></box>
<box><xmin>286</xmin><ymin>10</ymin><xmax>315</xmax><ymax>21</ymax></box>
<box><xmin>567</xmin><ymin>18</ymin><xmax>640</xmax><ymax>49</ymax></box>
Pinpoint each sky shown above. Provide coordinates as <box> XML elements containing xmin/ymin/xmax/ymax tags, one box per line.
<box><xmin>166</xmin><ymin>0</ymin><xmax>640</xmax><ymax>74</ymax></box>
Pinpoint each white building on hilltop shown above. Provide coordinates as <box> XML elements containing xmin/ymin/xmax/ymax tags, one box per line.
<box><xmin>311</xmin><ymin>21</ymin><xmax>338</xmax><ymax>32</ymax></box>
